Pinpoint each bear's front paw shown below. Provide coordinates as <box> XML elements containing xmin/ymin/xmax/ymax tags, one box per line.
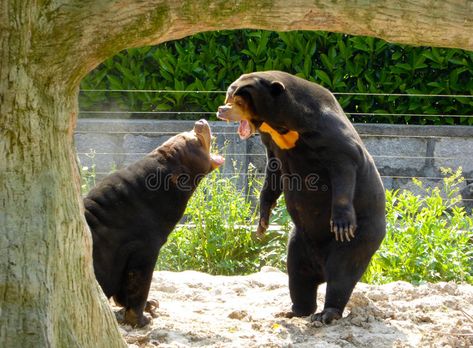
<box><xmin>256</xmin><ymin>200</ymin><xmax>277</xmax><ymax>238</ymax></box>
<box><xmin>330</xmin><ymin>206</ymin><xmax>356</xmax><ymax>242</ymax></box>
<box><xmin>255</xmin><ymin>217</ymin><xmax>269</xmax><ymax>238</ymax></box>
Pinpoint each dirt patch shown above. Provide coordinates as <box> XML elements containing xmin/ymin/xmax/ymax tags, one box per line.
<box><xmin>116</xmin><ymin>267</ymin><xmax>473</xmax><ymax>347</ymax></box>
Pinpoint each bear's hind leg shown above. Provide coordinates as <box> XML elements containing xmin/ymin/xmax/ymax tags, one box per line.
<box><xmin>117</xmin><ymin>251</ymin><xmax>158</xmax><ymax>327</ymax></box>
<box><xmin>287</xmin><ymin>229</ymin><xmax>324</xmax><ymax>317</ymax></box>
<box><xmin>313</xmin><ymin>222</ymin><xmax>384</xmax><ymax>324</ymax></box>
<box><xmin>122</xmin><ymin>266</ymin><xmax>155</xmax><ymax>327</ymax></box>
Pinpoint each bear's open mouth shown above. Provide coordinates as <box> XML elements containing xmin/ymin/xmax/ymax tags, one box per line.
<box><xmin>194</xmin><ymin>119</ymin><xmax>225</xmax><ymax>167</ymax></box>
<box><xmin>216</xmin><ymin>99</ymin><xmax>256</xmax><ymax>140</ymax></box>
<box><xmin>216</xmin><ymin>108</ymin><xmax>255</xmax><ymax>140</ymax></box>
<box><xmin>238</xmin><ymin>119</ymin><xmax>254</xmax><ymax>140</ymax></box>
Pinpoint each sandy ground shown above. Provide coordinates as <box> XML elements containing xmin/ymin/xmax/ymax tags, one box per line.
<box><xmin>116</xmin><ymin>267</ymin><xmax>473</xmax><ymax>348</ymax></box>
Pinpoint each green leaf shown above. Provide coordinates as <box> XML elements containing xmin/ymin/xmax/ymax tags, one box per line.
<box><xmin>315</xmin><ymin>70</ymin><xmax>331</xmax><ymax>86</ymax></box>
<box><xmin>320</xmin><ymin>54</ymin><xmax>333</xmax><ymax>71</ymax></box>
<box><xmin>392</xmin><ymin>51</ymin><xmax>402</xmax><ymax>60</ymax></box>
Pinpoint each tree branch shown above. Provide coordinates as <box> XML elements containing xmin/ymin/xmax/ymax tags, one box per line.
<box><xmin>35</xmin><ymin>0</ymin><xmax>473</xmax><ymax>88</ymax></box>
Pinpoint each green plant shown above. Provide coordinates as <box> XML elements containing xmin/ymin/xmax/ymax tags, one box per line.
<box><xmin>364</xmin><ymin>168</ymin><xmax>473</xmax><ymax>284</ymax></box>
<box><xmin>78</xmin><ymin>151</ymin><xmax>97</xmax><ymax>195</ymax></box>
<box><xmin>80</xmin><ymin>30</ymin><xmax>473</xmax><ymax>124</ymax></box>
<box><xmin>156</xmin><ymin>165</ymin><xmax>289</xmax><ymax>275</ymax></box>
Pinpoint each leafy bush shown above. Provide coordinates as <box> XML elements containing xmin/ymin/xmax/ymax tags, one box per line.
<box><xmin>156</xmin><ymin>167</ymin><xmax>289</xmax><ymax>275</ymax></box>
<box><xmin>364</xmin><ymin>168</ymin><xmax>473</xmax><ymax>284</ymax></box>
<box><xmin>80</xmin><ymin>30</ymin><xmax>473</xmax><ymax>124</ymax></box>
<box><xmin>158</xmin><ymin>166</ymin><xmax>473</xmax><ymax>283</ymax></box>
<box><xmin>160</xmin><ymin>167</ymin><xmax>473</xmax><ymax>283</ymax></box>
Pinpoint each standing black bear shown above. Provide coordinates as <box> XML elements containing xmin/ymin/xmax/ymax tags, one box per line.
<box><xmin>217</xmin><ymin>71</ymin><xmax>386</xmax><ymax>324</ymax></box>
<box><xmin>84</xmin><ymin>120</ymin><xmax>224</xmax><ymax>327</ymax></box>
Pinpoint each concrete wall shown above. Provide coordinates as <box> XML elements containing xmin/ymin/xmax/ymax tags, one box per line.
<box><xmin>75</xmin><ymin>119</ymin><xmax>473</xmax><ymax>193</ymax></box>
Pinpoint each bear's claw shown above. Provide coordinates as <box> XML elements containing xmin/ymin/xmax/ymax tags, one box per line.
<box><xmin>310</xmin><ymin>308</ymin><xmax>342</xmax><ymax>324</ymax></box>
<box><xmin>255</xmin><ymin>218</ymin><xmax>269</xmax><ymax>238</ymax></box>
<box><xmin>330</xmin><ymin>220</ymin><xmax>356</xmax><ymax>242</ymax></box>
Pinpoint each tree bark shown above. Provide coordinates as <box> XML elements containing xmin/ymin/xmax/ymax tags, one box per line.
<box><xmin>0</xmin><ymin>4</ymin><xmax>125</xmax><ymax>347</ymax></box>
<box><xmin>0</xmin><ymin>0</ymin><xmax>471</xmax><ymax>347</ymax></box>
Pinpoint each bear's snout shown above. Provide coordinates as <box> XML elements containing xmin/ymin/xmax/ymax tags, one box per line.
<box><xmin>216</xmin><ymin>104</ymin><xmax>238</xmax><ymax>121</ymax></box>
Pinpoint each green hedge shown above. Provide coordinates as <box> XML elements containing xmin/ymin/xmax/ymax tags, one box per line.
<box><xmin>80</xmin><ymin>30</ymin><xmax>473</xmax><ymax>125</ymax></box>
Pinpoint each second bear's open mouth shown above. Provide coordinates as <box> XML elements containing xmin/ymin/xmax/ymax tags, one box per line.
<box><xmin>194</xmin><ymin>119</ymin><xmax>212</xmax><ymax>151</ymax></box>
<box><xmin>194</xmin><ymin>119</ymin><xmax>225</xmax><ymax>168</ymax></box>
<box><xmin>210</xmin><ymin>153</ymin><xmax>225</xmax><ymax>167</ymax></box>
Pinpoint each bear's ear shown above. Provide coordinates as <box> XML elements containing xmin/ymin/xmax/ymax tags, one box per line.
<box><xmin>270</xmin><ymin>81</ymin><xmax>285</xmax><ymax>96</ymax></box>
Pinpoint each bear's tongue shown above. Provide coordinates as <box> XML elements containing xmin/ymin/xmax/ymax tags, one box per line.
<box><xmin>238</xmin><ymin>120</ymin><xmax>252</xmax><ymax>140</ymax></box>
<box><xmin>210</xmin><ymin>154</ymin><xmax>225</xmax><ymax>167</ymax></box>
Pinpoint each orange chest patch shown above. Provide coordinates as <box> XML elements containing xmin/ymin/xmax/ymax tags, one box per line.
<box><xmin>259</xmin><ymin>122</ymin><xmax>299</xmax><ymax>150</ymax></box>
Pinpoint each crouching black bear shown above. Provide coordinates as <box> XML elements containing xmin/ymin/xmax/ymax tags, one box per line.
<box><xmin>84</xmin><ymin>119</ymin><xmax>224</xmax><ymax>327</ymax></box>
<box><xmin>217</xmin><ymin>71</ymin><xmax>386</xmax><ymax>324</ymax></box>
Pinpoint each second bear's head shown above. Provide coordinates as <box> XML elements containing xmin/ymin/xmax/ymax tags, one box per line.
<box><xmin>152</xmin><ymin>119</ymin><xmax>225</xmax><ymax>178</ymax></box>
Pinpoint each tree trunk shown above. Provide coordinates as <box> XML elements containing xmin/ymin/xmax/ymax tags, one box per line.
<box><xmin>0</xmin><ymin>0</ymin><xmax>471</xmax><ymax>347</ymax></box>
<box><xmin>0</xmin><ymin>4</ymin><xmax>125</xmax><ymax>348</ymax></box>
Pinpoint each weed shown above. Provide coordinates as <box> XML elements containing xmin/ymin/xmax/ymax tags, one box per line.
<box><xmin>364</xmin><ymin>168</ymin><xmax>473</xmax><ymax>284</ymax></box>
<box><xmin>79</xmin><ymin>150</ymin><xmax>97</xmax><ymax>195</ymax></box>
<box><xmin>156</xmin><ymin>166</ymin><xmax>289</xmax><ymax>275</ymax></box>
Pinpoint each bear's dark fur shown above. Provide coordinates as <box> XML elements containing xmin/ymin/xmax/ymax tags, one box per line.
<box><xmin>84</xmin><ymin>120</ymin><xmax>224</xmax><ymax>327</ymax></box>
<box><xmin>217</xmin><ymin>71</ymin><xmax>386</xmax><ymax>324</ymax></box>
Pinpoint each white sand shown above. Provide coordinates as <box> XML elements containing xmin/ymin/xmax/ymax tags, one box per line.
<box><xmin>117</xmin><ymin>267</ymin><xmax>473</xmax><ymax>347</ymax></box>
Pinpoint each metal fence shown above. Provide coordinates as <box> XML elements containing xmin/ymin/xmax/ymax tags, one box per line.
<box><xmin>76</xmin><ymin>90</ymin><xmax>473</xmax><ymax>207</ymax></box>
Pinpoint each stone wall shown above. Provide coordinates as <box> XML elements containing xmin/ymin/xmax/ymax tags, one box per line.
<box><xmin>75</xmin><ymin>119</ymin><xmax>473</xmax><ymax>193</ymax></box>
